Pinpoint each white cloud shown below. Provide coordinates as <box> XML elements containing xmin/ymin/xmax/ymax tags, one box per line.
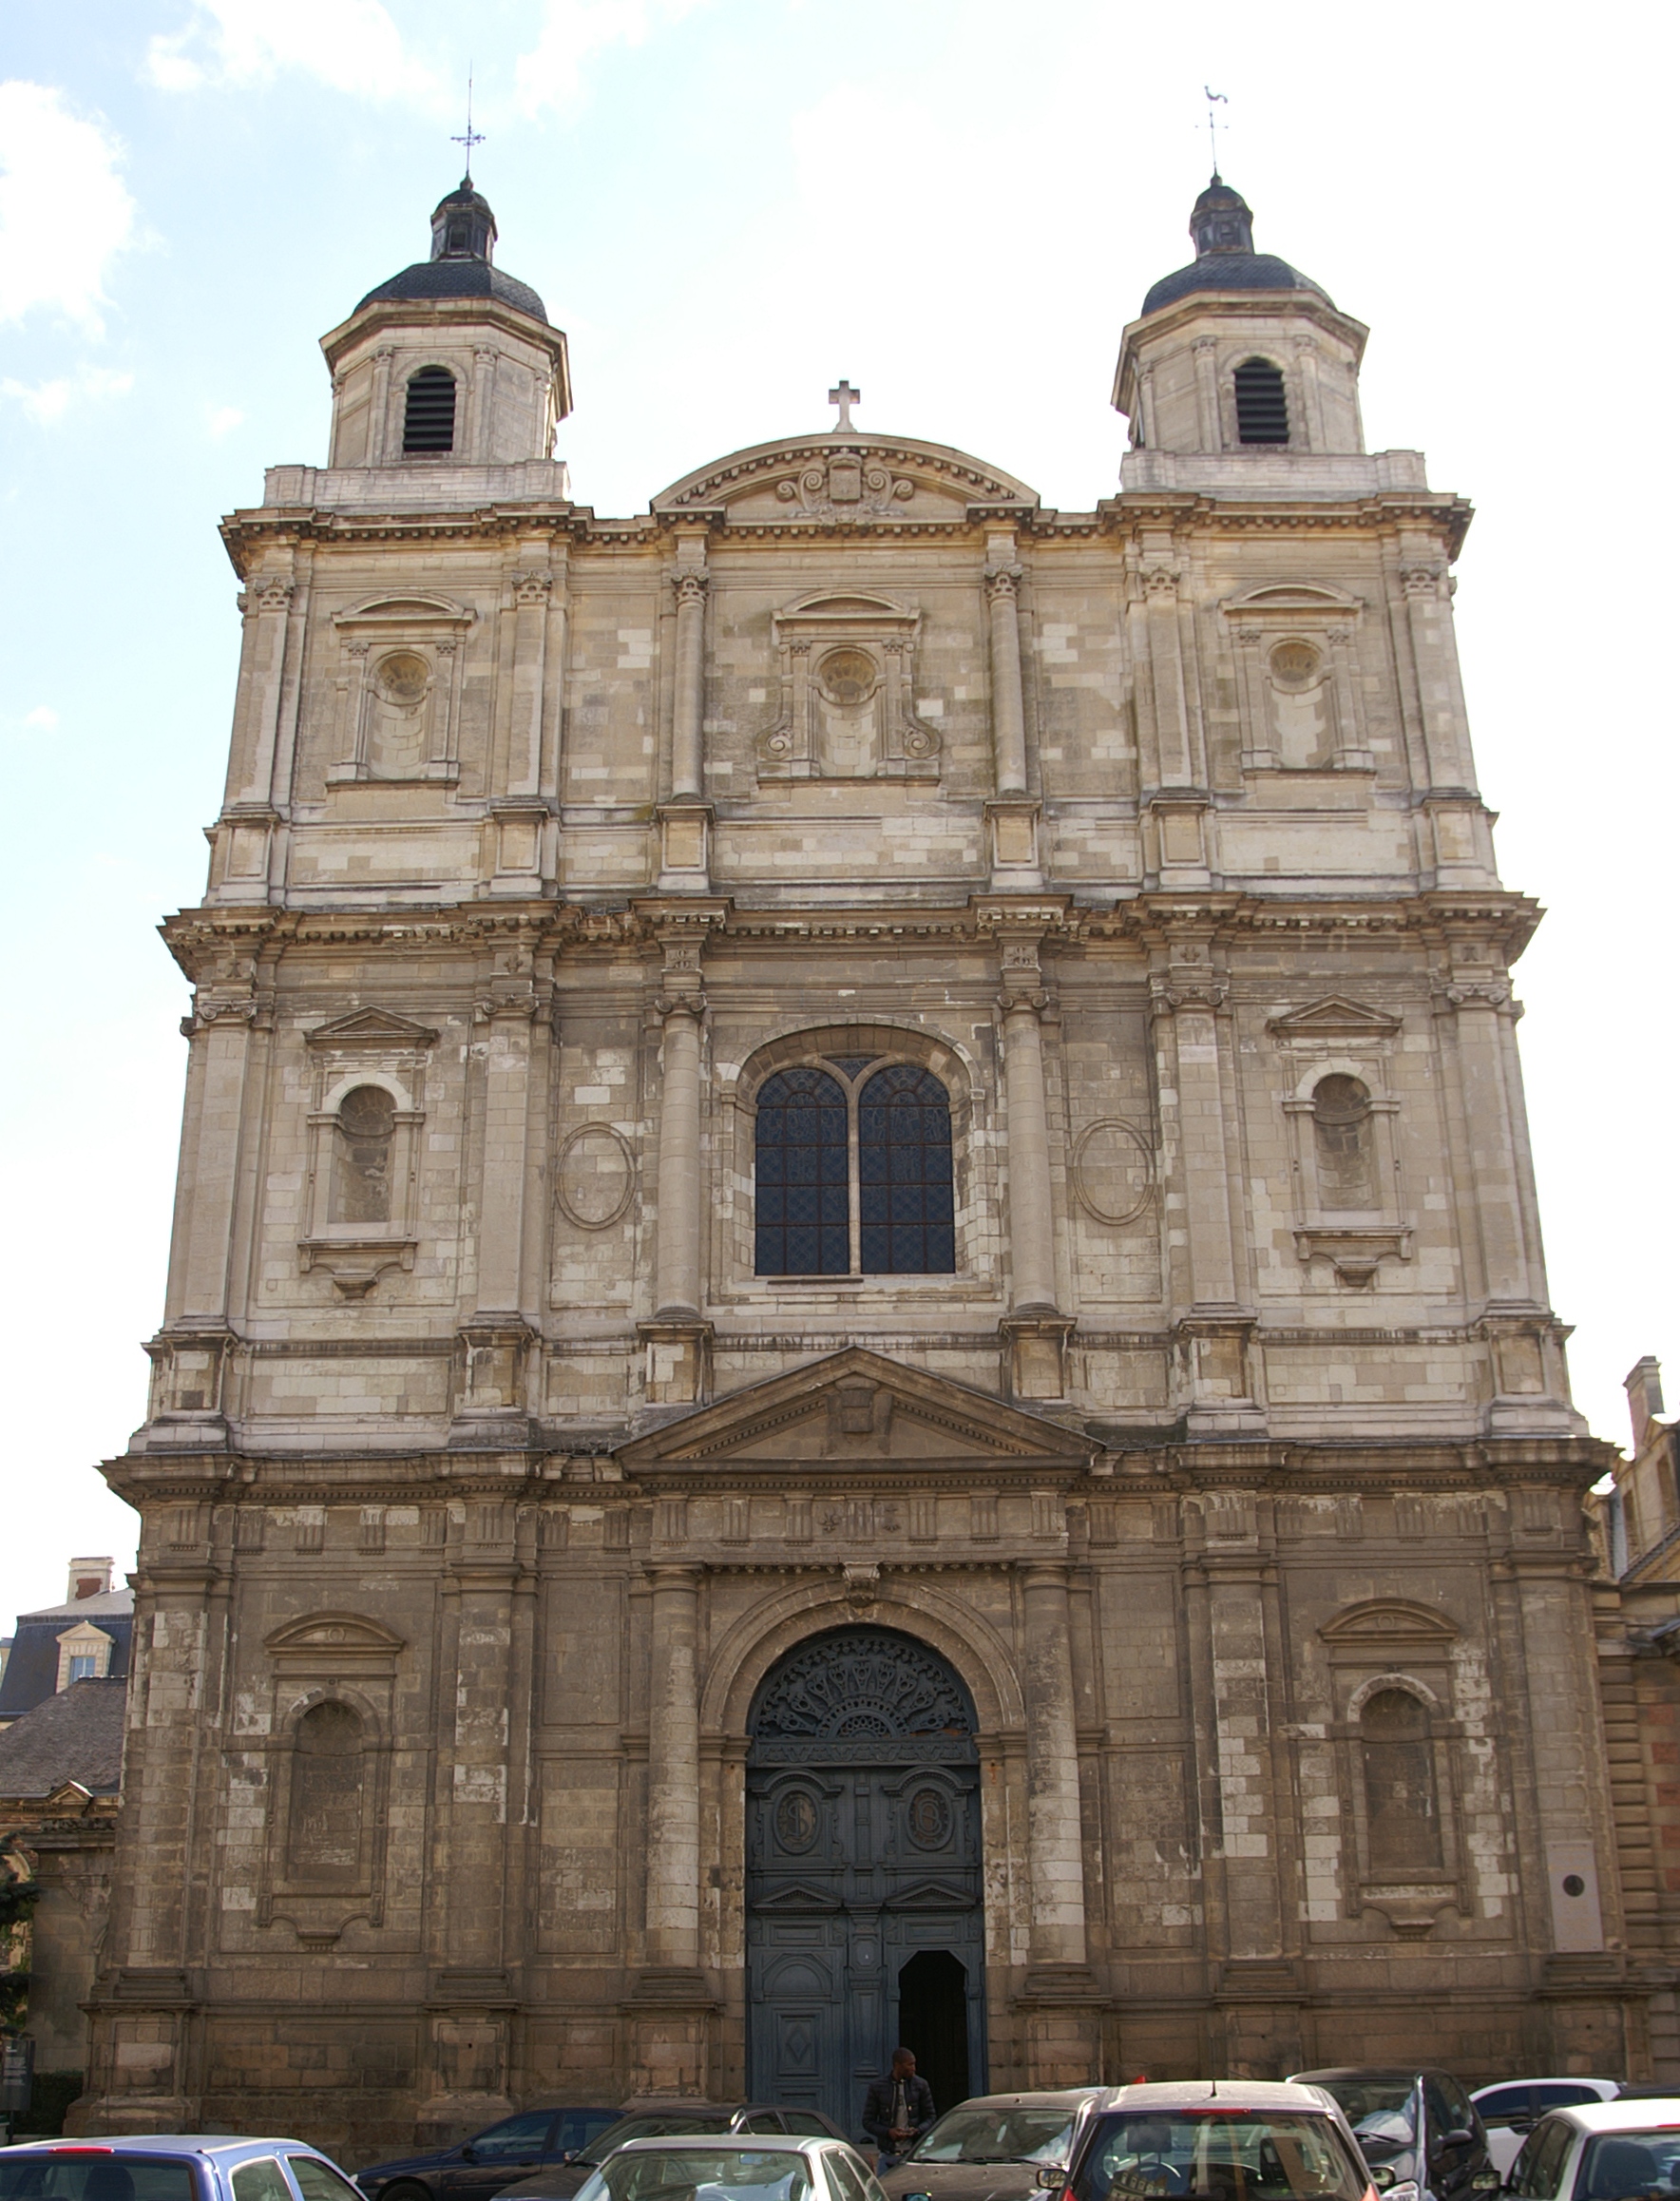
<box><xmin>1</xmin><ymin>365</ymin><xmax>134</xmax><ymax>422</ymax></box>
<box><xmin>144</xmin><ymin>1</ymin><xmax>441</xmax><ymax>105</ymax></box>
<box><xmin>515</xmin><ymin>0</ymin><xmax>709</xmax><ymax>114</ymax></box>
<box><xmin>0</xmin><ymin>82</ymin><xmax>138</xmax><ymax>334</ymax></box>
<box><xmin>23</xmin><ymin>706</ymin><xmax>59</xmax><ymax>731</ymax></box>
<box><xmin>206</xmin><ymin>404</ymin><xmax>244</xmax><ymax>438</ymax></box>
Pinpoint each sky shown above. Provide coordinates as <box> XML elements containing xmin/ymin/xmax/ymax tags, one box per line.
<box><xmin>1</xmin><ymin>0</ymin><xmax>1676</xmax><ymax>1634</ymax></box>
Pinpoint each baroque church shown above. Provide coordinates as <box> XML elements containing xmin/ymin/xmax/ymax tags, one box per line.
<box><xmin>79</xmin><ymin>169</ymin><xmax>1634</xmax><ymax>2151</ymax></box>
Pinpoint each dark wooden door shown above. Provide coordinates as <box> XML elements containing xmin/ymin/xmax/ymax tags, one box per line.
<box><xmin>745</xmin><ymin>1630</ymin><xmax>986</xmax><ymax>2137</ymax></box>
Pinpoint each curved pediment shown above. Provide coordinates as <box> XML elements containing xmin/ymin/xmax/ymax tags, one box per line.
<box><xmin>333</xmin><ymin>592</ymin><xmax>475</xmax><ymax>630</ymax></box>
<box><xmin>1319</xmin><ymin>1598</ymin><xmax>1458</xmax><ymax>1648</ymax></box>
<box><xmin>265</xmin><ymin>1612</ymin><xmax>407</xmax><ymax>1656</ymax></box>
<box><xmin>652</xmin><ymin>433</ymin><xmax>1039</xmax><ymax>527</ymax></box>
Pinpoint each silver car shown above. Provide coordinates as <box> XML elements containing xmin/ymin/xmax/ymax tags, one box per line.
<box><xmin>0</xmin><ymin>2135</ymin><xmax>365</xmax><ymax>2201</ymax></box>
<box><xmin>567</xmin><ymin>2135</ymin><xmax>886</xmax><ymax>2201</ymax></box>
<box><xmin>1506</xmin><ymin>2099</ymin><xmax>1680</xmax><ymax>2201</ymax></box>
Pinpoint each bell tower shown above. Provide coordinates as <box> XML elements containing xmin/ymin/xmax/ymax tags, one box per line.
<box><xmin>321</xmin><ymin>178</ymin><xmax>571</xmax><ymax>469</ymax></box>
<box><xmin>1114</xmin><ymin>177</ymin><xmax>1367</xmax><ymax>455</ymax></box>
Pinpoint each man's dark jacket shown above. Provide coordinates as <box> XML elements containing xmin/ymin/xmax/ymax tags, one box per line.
<box><xmin>862</xmin><ymin>2073</ymin><xmax>936</xmax><ymax>2151</ymax></box>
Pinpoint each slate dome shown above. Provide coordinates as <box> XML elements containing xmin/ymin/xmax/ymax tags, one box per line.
<box><xmin>354</xmin><ymin>177</ymin><xmax>549</xmax><ymax>325</ymax></box>
<box><xmin>1141</xmin><ymin>176</ymin><xmax>1332</xmax><ymax>317</ymax></box>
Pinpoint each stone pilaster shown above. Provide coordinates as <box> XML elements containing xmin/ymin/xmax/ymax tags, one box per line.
<box><xmin>984</xmin><ymin>548</ymin><xmax>1029</xmax><ymax>797</ymax></box>
<box><xmin>990</xmin><ymin>918</ymin><xmax>1073</xmax><ymax>1400</ymax></box>
<box><xmin>1017</xmin><ymin>1560</ymin><xmax>1101</xmax><ymax>2079</ymax></box>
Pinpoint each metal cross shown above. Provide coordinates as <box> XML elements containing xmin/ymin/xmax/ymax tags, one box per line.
<box><xmin>828</xmin><ymin>380</ymin><xmax>860</xmax><ymax>432</ymax></box>
<box><xmin>1204</xmin><ymin>86</ymin><xmax>1228</xmax><ymax>179</ymax></box>
<box><xmin>452</xmin><ymin>69</ymin><xmax>486</xmax><ymax>178</ymax></box>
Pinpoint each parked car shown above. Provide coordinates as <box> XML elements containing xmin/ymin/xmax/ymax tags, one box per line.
<box><xmin>879</xmin><ymin>2089</ymin><xmax>1108</xmax><ymax>2201</ymax></box>
<box><xmin>1468</xmin><ymin>2083</ymin><xmax>1623</xmax><ymax>2180</ymax></box>
<box><xmin>1289</xmin><ymin>2069</ymin><xmax>1498</xmax><ymax>2201</ymax></box>
<box><xmin>0</xmin><ymin>2134</ymin><xmax>365</xmax><ymax>2201</ymax></box>
<box><xmin>563</xmin><ymin>2134</ymin><xmax>885</xmax><ymax>2201</ymax></box>
<box><xmin>1505</xmin><ymin>2097</ymin><xmax>1680</xmax><ymax>2201</ymax></box>
<box><xmin>359</xmin><ymin>2109</ymin><xmax>622</xmax><ymax>2201</ymax></box>
<box><xmin>496</xmin><ymin>2108</ymin><xmax>855</xmax><ymax>2201</ymax></box>
<box><xmin>895</xmin><ymin>2081</ymin><xmax>1373</xmax><ymax>2201</ymax></box>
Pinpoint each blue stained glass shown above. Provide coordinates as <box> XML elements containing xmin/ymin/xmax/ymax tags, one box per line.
<box><xmin>825</xmin><ymin>1056</ymin><xmax>878</xmax><ymax>1079</ymax></box>
<box><xmin>756</xmin><ymin>1066</ymin><xmax>850</xmax><ymax>1274</ymax></box>
<box><xmin>857</xmin><ymin>1065</ymin><xmax>955</xmax><ymax>1274</ymax></box>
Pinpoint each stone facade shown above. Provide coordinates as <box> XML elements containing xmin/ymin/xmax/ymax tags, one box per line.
<box><xmin>79</xmin><ymin>176</ymin><xmax>1632</xmax><ymax>2153</ymax></box>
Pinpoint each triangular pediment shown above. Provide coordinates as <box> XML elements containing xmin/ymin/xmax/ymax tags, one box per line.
<box><xmin>749</xmin><ymin>1881</ymin><xmax>844</xmax><ymax>1913</ymax></box>
<box><xmin>652</xmin><ymin>433</ymin><xmax>1039</xmax><ymax>526</ymax></box>
<box><xmin>1267</xmin><ymin>994</ymin><xmax>1402</xmax><ymax>1041</ymax></box>
<box><xmin>616</xmin><ymin>1348</ymin><xmax>1091</xmax><ymax>1471</ymax></box>
<box><xmin>882</xmin><ymin>1878</ymin><xmax>979</xmax><ymax>1911</ymax></box>
<box><xmin>1320</xmin><ymin>1598</ymin><xmax>1458</xmax><ymax>1647</ymax></box>
<box><xmin>265</xmin><ymin>1612</ymin><xmax>408</xmax><ymax>1655</ymax></box>
<box><xmin>306</xmin><ymin>1007</ymin><xmax>440</xmax><ymax>1049</ymax></box>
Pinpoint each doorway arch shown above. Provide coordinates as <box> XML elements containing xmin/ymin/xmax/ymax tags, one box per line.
<box><xmin>745</xmin><ymin>1626</ymin><xmax>986</xmax><ymax>2134</ymax></box>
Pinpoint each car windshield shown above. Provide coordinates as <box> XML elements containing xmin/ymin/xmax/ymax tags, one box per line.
<box><xmin>573</xmin><ymin>2151</ymin><xmax>813</xmax><ymax>2201</ymax></box>
<box><xmin>1308</xmin><ymin>2084</ymin><xmax>1417</xmax><ymax>2147</ymax></box>
<box><xmin>1575</xmin><ymin>2130</ymin><xmax>1680</xmax><ymax>2201</ymax></box>
<box><xmin>1073</xmin><ymin>2112</ymin><xmax>1365</xmax><ymax>2201</ymax></box>
<box><xmin>0</xmin><ymin>2158</ymin><xmax>200</xmax><ymax>2201</ymax></box>
<box><xmin>584</xmin><ymin>2119</ymin><xmax>737</xmax><ymax>2161</ymax></box>
<box><xmin>910</xmin><ymin>2110</ymin><xmax>1079</xmax><ymax>2165</ymax></box>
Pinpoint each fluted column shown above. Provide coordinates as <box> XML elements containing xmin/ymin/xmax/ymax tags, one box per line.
<box><xmin>654</xmin><ymin>996</ymin><xmax>704</xmax><ymax>1319</ymax></box>
<box><xmin>670</xmin><ymin>569</ymin><xmax>709</xmax><ymax>800</ymax></box>
<box><xmin>1021</xmin><ymin>1562</ymin><xmax>1089</xmax><ymax>1970</ymax></box>
<box><xmin>985</xmin><ymin>563</ymin><xmax>1028</xmax><ymax>795</ymax></box>
<box><xmin>644</xmin><ymin>1563</ymin><xmax>702</xmax><ymax>1974</ymax></box>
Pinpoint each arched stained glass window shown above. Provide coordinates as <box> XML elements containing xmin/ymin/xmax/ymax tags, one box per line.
<box><xmin>754</xmin><ymin>1067</ymin><xmax>849</xmax><ymax>1276</ymax></box>
<box><xmin>859</xmin><ymin>1065</ymin><xmax>955</xmax><ymax>1275</ymax></box>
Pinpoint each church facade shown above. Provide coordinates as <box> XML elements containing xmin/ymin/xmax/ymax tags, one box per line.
<box><xmin>81</xmin><ymin>175</ymin><xmax>1634</xmax><ymax>2152</ymax></box>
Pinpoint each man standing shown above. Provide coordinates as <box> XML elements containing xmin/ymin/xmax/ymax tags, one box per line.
<box><xmin>863</xmin><ymin>2047</ymin><xmax>936</xmax><ymax>2173</ymax></box>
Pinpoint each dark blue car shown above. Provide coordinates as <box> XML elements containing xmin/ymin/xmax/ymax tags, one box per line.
<box><xmin>359</xmin><ymin>2109</ymin><xmax>621</xmax><ymax>2201</ymax></box>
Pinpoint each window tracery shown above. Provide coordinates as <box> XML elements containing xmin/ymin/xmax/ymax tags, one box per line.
<box><xmin>754</xmin><ymin>1055</ymin><xmax>955</xmax><ymax>1278</ymax></box>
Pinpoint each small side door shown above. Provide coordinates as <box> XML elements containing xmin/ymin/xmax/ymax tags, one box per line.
<box><xmin>438</xmin><ymin>2115</ymin><xmax>558</xmax><ymax>2201</ymax></box>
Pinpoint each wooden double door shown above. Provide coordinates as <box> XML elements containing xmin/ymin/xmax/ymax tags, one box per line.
<box><xmin>746</xmin><ymin>1750</ymin><xmax>985</xmax><ymax>2137</ymax></box>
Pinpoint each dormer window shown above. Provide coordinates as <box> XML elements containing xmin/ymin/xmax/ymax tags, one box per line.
<box><xmin>1235</xmin><ymin>357</ymin><xmax>1289</xmax><ymax>445</ymax></box>
<box><xmin>403</xmin><ymin>365</ymin><xmax>456</xmax><ymax>454</ymax></box>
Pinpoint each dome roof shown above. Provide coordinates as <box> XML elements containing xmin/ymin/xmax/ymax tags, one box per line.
<box><xmin>1140</xmin><ymin>177</ymin><xmax>1333</xmax><ymax>317</ymax></box>
<box><xmin>353</xmin><ymin>176</ymin><xmax>549</xmax><ymax>325</ymax></box>
<box><xmin>355</xmin><ymin>258</ymin><xmax>548</xmax><ymax>322</ymax></box>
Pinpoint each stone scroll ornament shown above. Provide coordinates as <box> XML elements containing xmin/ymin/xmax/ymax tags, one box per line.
<box><xmin>749</xmin><ymin>1627</ymin><xmax>976</xmax><ymax>1745</ymax></box>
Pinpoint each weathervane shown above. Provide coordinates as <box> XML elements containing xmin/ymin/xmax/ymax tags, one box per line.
<box><xmin>1203</xmin><ymin>86</ymin><xmax>1228</xmax><ymax>179</ymax></box>
<box><xmin>452</xmin><ymin>67</ymin><xmax>486</xmax><ymax>180</ymax></box>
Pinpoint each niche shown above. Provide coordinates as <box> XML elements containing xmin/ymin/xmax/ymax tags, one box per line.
<box><xmin>757</xmin><ymin>591</ymin><xmax>942</xmax><ymax>781</ymax></box>
<box><xmin>287</xmin><ymin>1698</ymin><xmax>365</xmax><ymax>1885</ymax></box>
<box><xmin>332</xmin><ymin>1085</ymin><xmax>396</xmax><ymax>1225</ymax></box>
<box><xmin>330</xmin><ymin>593</ymin><xmax>475</xmax><ymax>784</ymax></box>
<box><xmin>1311</xmin><ymin>1074</ymin><xmax>1377</xmax><ymax>1210</ymax></box>
<box><xmin>1266</xmin><ymin>639</ymin><xmax>1336</xmax><ymax>768</ymax></box>
<box><xmin>1360</xmin><ymin>1687</ymin><xmax>1442</xmax><ymax>1873</ymax></box>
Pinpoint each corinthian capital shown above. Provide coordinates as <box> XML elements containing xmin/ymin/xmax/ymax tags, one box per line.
<box><xmin>672</xmin><ymin>569</ymin><xmax>710</xmax><ymax>608</ymax></box>
<box><xmin>984</xmin><ymin>565</ymin><xmax>1023</xmax><ymax>602</ymax></box>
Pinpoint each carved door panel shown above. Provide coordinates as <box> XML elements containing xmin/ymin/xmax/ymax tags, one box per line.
<box><xmin>745</xmin><ymin>1630</ymin><xmax>985</xmax><ymax>2134</ymax></box>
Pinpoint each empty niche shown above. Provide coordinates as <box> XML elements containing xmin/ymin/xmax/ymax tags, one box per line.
<box><xmin>287</xmin><ymin>1699</ymin><xmax>365</xmax><ymax>1885</ymax></box>
<box><xmin>1311</xmin><ymin>1075</ymin><xmax>1377</xmax><ymax>1209</ymax></box>
<box><xmin>1266</xmin><ymin>639</ymin><xmax>1336</xmax><ymax>767</ymax></box>
<box><xmin>366</xmin><ymin>650</ymin><xmax>432</xmax><ymax>776</ymax></box>
<box><xmin>333</xmin><ymin>1085</ymin><xmax>396</xmax><ymax>1224</ymax></box>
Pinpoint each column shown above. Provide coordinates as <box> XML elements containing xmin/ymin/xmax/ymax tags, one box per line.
<box><xmin>1020</xmin><ymin>1563</ymin><xmax>1089</xmax><ymax>1969</ymax></box>
<box><xmin>985</xmin><ymin>563</ymin><xmax>1028</xmax><ymax>795</ymax></box>
<box><xmin>1400</xmin><ymin>552</ymin><xmax>1477</xmax><ymax>792</ymax></box>
<box><xmin>1001</xmin><ymin>995</ymin><xmax>1057</xmax><ymax>1313</ymax></box>
<box><xmin>643</xmin><ymin>1564</ymin><xmax>702</xmax><ymax>1976</ymax></box>
<box><xmin>670</xmin><ymin>570</ymin><xmax>709</xmax><ymax>799</ymax></box>
<box><xmin>1192</xmin><ymin>334</ymin><xmax>1220</xmax><ymax>451</ymax></box>
<box><xmin>654</xmin><ymin>997</ymin><xmax>704</xmax><ymax>1319</ymax></box>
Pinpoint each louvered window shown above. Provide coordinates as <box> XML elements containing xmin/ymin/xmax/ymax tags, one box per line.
<box><xmin>1234</xmin><ymin>356</ymin><xmax>1289</xmax><ymax>445</ymax></box>
<box><xmin>402</xmin><ymin>364</ymin><xmax>457</xmax><ymax>453</ymax></box>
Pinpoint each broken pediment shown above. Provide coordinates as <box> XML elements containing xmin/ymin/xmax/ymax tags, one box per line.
<box><xmin>616</xmin><ymin>1347</ymin><xmax>1092</xmax><ymax>1472</ymax></box>
<box><xmin>305</xmin><ymin>1007</ymin><xmax>440</xmax><ymax>1049</ymax></box>
<box><xmin>1267</xmin><ymin>995</ymin><xmax>1402</xmax><ymax>1043</ymax></box>
<box><xmin>651</xmin><ymin>434</ymin><xmax>1039</xmax><ymax>528</ymax></box>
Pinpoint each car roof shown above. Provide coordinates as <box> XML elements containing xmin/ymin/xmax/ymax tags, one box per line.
<box><xmin>1096</xmin><ymin>2083</ymin><xmax>1344</xmax><ymax>2112</ymax></box>
<box><xmin>938</xmin><ymin>2091</ymin><xmax>1106</xmax><ymax>2110</ymax></box>
<box><xmin>1290</xmin><ymin>2070</ymin><xmax>1431</xmax><ymax>2084</ymax></box>
<box><xmin>609</xmin><ymin>2138</ymin><xmax>837</xmax><ymax>2153</ymax></box>
<box><xmin>1526</xmin><ymin>2102</ymin><xmax>1680</xmax><ymax>2134</ymax></box>
<box><xmin>1470</xmin><ymin>2081</ymin><xmax>1620</xmax><ymax>2096</ymax></box>
<box><xmin>7</xmin><ymin>2140</ymin><xmax>330</xmax><ymax>2158</ymax></box>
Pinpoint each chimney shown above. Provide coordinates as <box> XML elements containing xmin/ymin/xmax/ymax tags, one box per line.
<box><xmin>1626</xmin><ymin>1357</ymin><xmax>1666</xmax><ymax>1450</ymax></box>
<box><xmin>67</xmin><ymin>1555</ymin><xmax>113</xmax><ymax>1602</ymax></box>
